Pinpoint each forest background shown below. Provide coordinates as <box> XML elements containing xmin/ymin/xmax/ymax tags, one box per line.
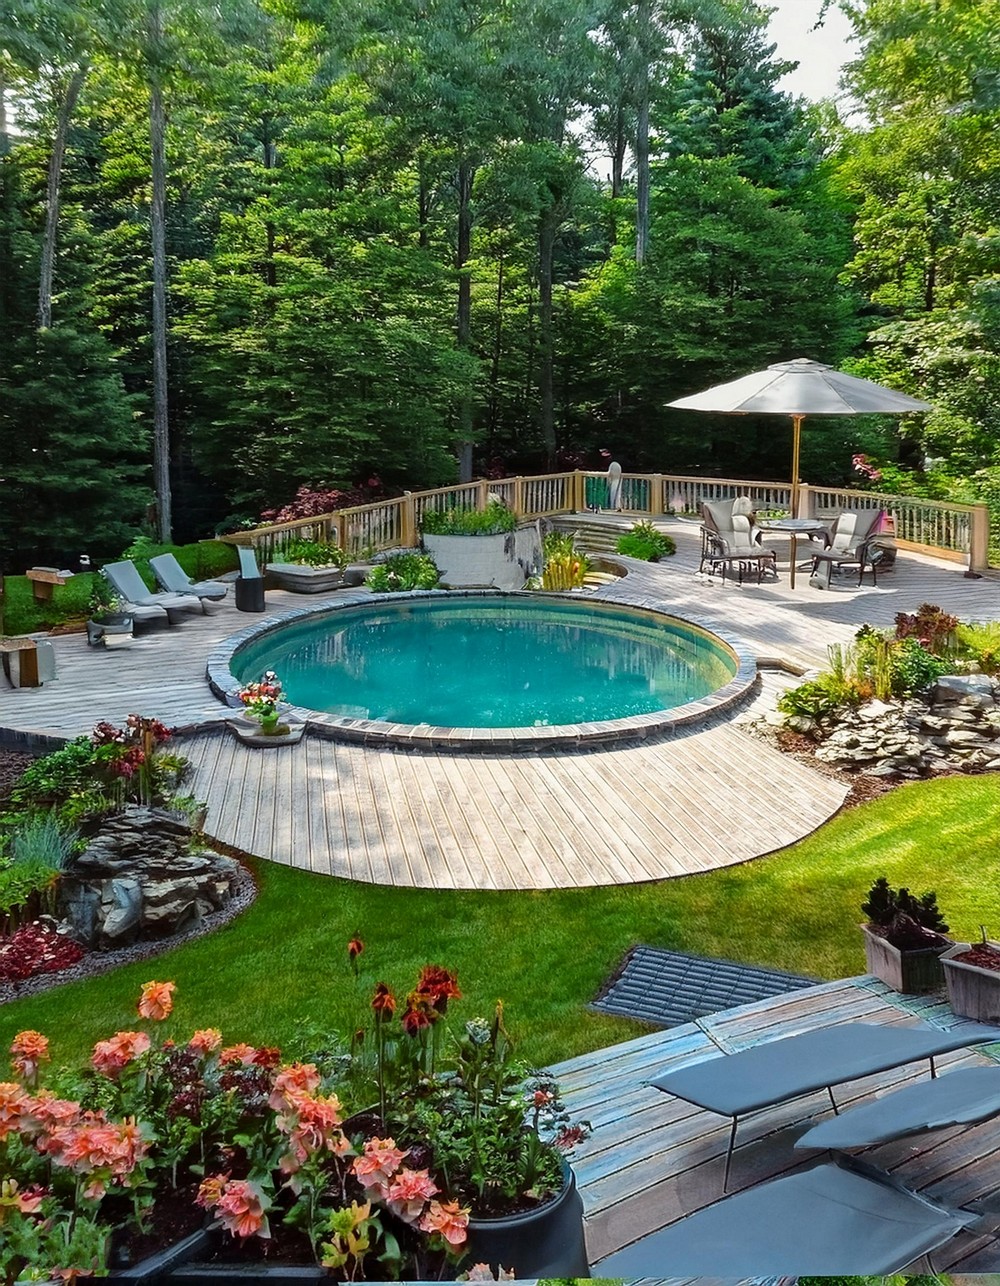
<box><xmin>1</xmin><ymin>0</ymin><xmax>998</xmax><ymax>565</ymax></box>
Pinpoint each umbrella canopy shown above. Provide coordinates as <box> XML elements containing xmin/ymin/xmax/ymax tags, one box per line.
<box><xmin>667</xmin><ymin>358</ymin><xmax>932</xmax><ymax>510</ymax></box>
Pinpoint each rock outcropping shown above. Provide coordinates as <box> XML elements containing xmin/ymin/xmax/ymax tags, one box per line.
<box><xmin>58</xmin><ymin>807</ymin><xmax>239</xmax><ymax>949</ymax></box>
<box><xmin>788</xmin><ymin>674</ymin><xmax>1000</xmax><ymax>778</ymax></box>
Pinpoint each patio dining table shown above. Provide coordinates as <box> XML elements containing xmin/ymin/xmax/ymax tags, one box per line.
<box><xmin>757</xmin><ymin>517</ymin><xmax>830</xmax><ymax>589</ymax></box>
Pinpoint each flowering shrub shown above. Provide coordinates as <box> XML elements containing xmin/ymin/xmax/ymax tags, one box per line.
<box><xmin>261</xmin><ymin>480</ymin><xmax>385</xmax><ymax>526</ymax></box>
<box><xmin>852</xmin><ymin>452</ymin><xmax>884</xmax><ymax>484</ymax></box>
<box><xmin>1</xmin><ymin>965</ymin><xmax>589</xmax><ymax>1281</ymax></box>
<box><xmin>236</xmin><ymin>671</ymin><xmax>285</xmax><ymax>721</ymax></box>
<box><xmin>8</xmin><ymin>715</ymin><xmax>188</xmax><ymax>824</ymax></box>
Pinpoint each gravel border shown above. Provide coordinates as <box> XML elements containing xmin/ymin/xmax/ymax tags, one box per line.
<box><xmin>0</xmin><ymin>851</ymin><xmax>258</xmax><ymax>1007</ymax></box>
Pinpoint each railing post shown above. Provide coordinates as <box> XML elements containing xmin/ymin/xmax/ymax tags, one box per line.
<box><xmin>477</xmin><ymin>478</ymin><xmax>489</xmax><ymax>510</ymax></box>
<box><xmin>513</xmin><ymin>476</ymin><xmax>524</xmax><ymax>518</ymax></box>
<box><xmin>400</xmin><ymin>492</ymin><xmax>416</xmax><ymax>548</ymax></box>
<box><xmin>798</xmin><ymin>485</ymin><xmax>817</xmax><ymax>519</ymax></box>
<box><xmin>572</xmin><ymin>470</ymin><xmax>584</xmax><ymax>513</ymax></box>
<box><xmin>649</xmin><ymin>474</ymin><xmax>664</xmax><ymax>516</ymax></box>
<box><xmin>969</xmin><ymin>503</ymin><xmax>990</xmax><ymax>576</ymax></box>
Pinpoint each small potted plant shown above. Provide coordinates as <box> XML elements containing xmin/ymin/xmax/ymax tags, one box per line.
<box><xmin>86</xmin><ymin>578</ymin><xmax>134</xmax><ymax>647</ymax></box>
<box><xmin>235</xmin><ymin>670</ymin><xmax>287</xmax><ymax>736</ymax></box>
<box><xmin>266</xmin><ymin>539</ymin><xmax>349</xmax><ymax>593</ymax></box>
<box><xmin>860</xmin><ymin>876</ymin><xmax>952</xmax><ymax>993</ymax></box>
<box><xmin>941</xmin><ymin>928</ymin><xmax>1000</xmax><ymax>1022</ymax></box>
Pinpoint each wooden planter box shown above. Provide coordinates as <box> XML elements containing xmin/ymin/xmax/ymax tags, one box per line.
<box><xmin>861</xmin><ymin>923</ymin><xmax>950</xmax><ymax>994</ymax></box>
<box><xmin>941</xmin><ymin>940</ymin><xmax>1000</xmax><ymax>1022</ymax></box>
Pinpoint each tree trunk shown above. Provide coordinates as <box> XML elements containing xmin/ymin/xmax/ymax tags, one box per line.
<box><xmin>634</xmin><ymin>0</ymin><xmax>651</xmax><ymax>265</ymax></box>
<box><xmin>487</xmin><ymin>250</ymin><xmax>504</xmax><ymax>452</ymax></box>
<box><xmin>38</xmin><ymin>64</ymin><xmax>88</xmax><ymax>331</ymax></box>
<box><xmin>0</xmin><ymin>74</ymin><xmax>9</xmax><ymax>156</ymax></box>
<box><xmin>455</xmin><ymin>156</ymin><xmax>474</xmax><ymax>481</ymax></box>
<box><xmin>149</xmin><ymin>1</ymin><xmax>172</xmax><ymax>543</ymax></box>
<box><xmin>538</xmin><ymin>209</ymin><xmax>556</xmax><ymax>469</ymax></box>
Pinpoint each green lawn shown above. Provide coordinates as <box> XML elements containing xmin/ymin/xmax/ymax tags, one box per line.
<box><xmin>2</xmin><ymin>774</ymin><xmax>999</xmax><ymax>1071</ymax></box>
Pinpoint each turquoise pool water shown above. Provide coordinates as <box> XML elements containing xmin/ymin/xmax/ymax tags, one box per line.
<box><xmin>232</xmin><ymin>596</ymin><xmax>737</xmax><ymax>729</ymax></box>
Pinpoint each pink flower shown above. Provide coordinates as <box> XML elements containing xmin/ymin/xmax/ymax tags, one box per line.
<box><xmin>10</xmin><ymin>1030</ymin><xmax>50</xmax><ymax>1084</ymax></box>
<box><xmin>352</xmin><ymin>1137</ymin><xmax>408</xmax><ymax>1198</ymax></box>
<box><xmin>91</xmin><ymin>1031</ymin><xmax>151</xmax><ymax>1079</ymax></box>
<box><xmin>187</xmin><ymin>1029</ymin><xmax>223</xmax><ymax>1057</ymax></box>
<box><xmin>386</xmin><ymin>1167</ymin><xmax>438</xmax><ymax>1223</ymax></box>
<box><xmin>275</xmin><ymin>1091</ymin><xmax>345</xmax><ymax>1174</ymax></box>
<box><xmin>420</xmin><ymin>1198</ymin><xmax>470</xmax><ymax>1247</ymax></box>
<box><xmin>215</xmin><ymin>1178</ymin><xmax>271</xmax><ymax>1239</ymax></box>
<box><xmin>219</xmin><ymin>1043</ymin><xmax>257</xmax><ymax>1066</ymax></box>
<box><xmin>195</xmin><ymin>1173</ymin><xmax>230</xmax><ymax>1209</ymax></box>
<box><xmin>268</xmin><ymin>1062</ymin><xmax>321</xmax><ymax>1111</ymax></box>
<box><xmin>138</xmin><ymin>980</ymin><xmax>176</xmax><ymax>1022</ymax></box>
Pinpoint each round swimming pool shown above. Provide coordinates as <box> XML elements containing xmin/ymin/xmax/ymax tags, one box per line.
<box><xmin>211</xmin><ymin>592</ymin><xmax>756</xmax><ymax>749</ymax></box>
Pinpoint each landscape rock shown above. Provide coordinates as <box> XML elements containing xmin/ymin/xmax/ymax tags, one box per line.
<box><xmin>58</xmin><ymin>806</ymin><xmax>239</xmax><ymax>949</ymax></box>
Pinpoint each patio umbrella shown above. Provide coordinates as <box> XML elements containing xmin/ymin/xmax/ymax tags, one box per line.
<box><xmin>667</xmin><ymin>358</ymin><xmax>932</xmax><ymax>513</ymax></box>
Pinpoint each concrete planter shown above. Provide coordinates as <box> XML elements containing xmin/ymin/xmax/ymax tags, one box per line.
<box><xmin>941</xmin><ymin>941</ymin><xmax>1000</xmax><ymax>1022</ymax></box>
<box><xmin>861</xmin><ymin>923</ymin><xmax>950</xmax><ymax>994</ymax></box>
<box><xmin>422</xmin><ymin>526</ymin><xmax>541</xmax><ymax>590</ymax></box>
<box><xmin>265</xmin><ymin>563</ymin><xmax>345</xmax><ymax>593</ymax></box>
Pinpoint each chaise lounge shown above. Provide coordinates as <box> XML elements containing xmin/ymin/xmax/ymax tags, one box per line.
<box><xmin>102</xmin><ymin>560</ymin><xmax>203</xmax><ymax>625</ymax></box>
<box><xmin>149</xmin><ymin>552</ymin><xmax>229</xmax><ymax>611</ymax></box>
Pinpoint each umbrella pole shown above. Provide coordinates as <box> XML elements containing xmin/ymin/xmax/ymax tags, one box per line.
<box><xmin>790</xmin><ymin>414</ymin><xmax>803</xmax><ymax>517</ymax></box>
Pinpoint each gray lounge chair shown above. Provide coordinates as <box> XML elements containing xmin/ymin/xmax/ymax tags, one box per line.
<box><xmin>595</xmin><ymin>1157</ymin><xmax>973</xmax><ymax>1275</ymax></box>
<box><xmin>102</xmin><ymin>560</ymin><xmax>201</xmax><ymax>624</ymax></box>
<box><xmin>149</xmin><ymin>552</ymin><xmax>228</xmax><ymax>610</ymax></box>
<box><xmin>650</xmin><ymin>1019</ymin><xmax>1000</xmax><ymax>1190</ymax></box>
<box><xmin>796</xmin><ymin>1063</ymin><xmax>1000</xmax><ymax>1151</ymax></box>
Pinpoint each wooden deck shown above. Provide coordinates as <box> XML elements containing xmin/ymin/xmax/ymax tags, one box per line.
<box><xmin>0</xmin><ymin>524</ymin><xmax>994</xmax><ymax>887</ymax></box>
<box><xmin>554</xmin><ymin>975</ymin><xmax>1000</xmax><ymax>1272</ymax></box>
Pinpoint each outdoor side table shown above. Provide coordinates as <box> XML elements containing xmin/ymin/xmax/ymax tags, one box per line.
<box><xmin>649</xmin><ymin>1020</ymin><xmax>1000</xmax><ymax>1190</ymax></box>
<box><xmin>757</xmin><ymin>517</ymin><xmax>829</xmax><ymax>589</ymax></box>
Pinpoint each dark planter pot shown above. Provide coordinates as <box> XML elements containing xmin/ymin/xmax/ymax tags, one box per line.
<box><xmin>861</xmin><ymin>923</ymin><xmax>951</xmax><ymax>994</ymax></box>
<box><xmin>462</xmin><ymin>1162</ymin><xmax>590</xmax><ymax>1279</ymax></box>
<box><xmin>110</xmin><ymin>1228</ymin><xmax>214</xmax><ymax>1284</ymax></box>
<box><xmin>942</xmin><ymin>940</ymin><xmax>1000</xmax><ymax>1022</ymax></box>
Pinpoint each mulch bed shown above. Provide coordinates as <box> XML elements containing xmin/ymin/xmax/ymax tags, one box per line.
<box><xmin>772</xmin><ymin>728</ymin><xmax>902</xmax><ymax>809</ymax></box>
<box><xmin>0</xmin><ymin>748</ymin><xmax>35</xmax><ymax>800</ymax></box>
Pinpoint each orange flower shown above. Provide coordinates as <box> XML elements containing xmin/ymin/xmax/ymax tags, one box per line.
<box><xmin>348</xmin><ymin>936</ymin><xmax>364</xmax><ymax>959</ymax></box>
<box><xmin>195</xmin><ymin>1172</ymin><xmax>231</xmax><ymax>1209</ymax></box>
<box><xmin>138</xmin><ymin>980</ymin><xmax>176</xmax><ymax>1022</ymax></box>
<box><xmin>386</xmin><ymin>1167</ymin><xmax>438</xmax><ymax>1223</ymax></box>
<box><xmin>401</xmin><ymin>992</ymin><xmax>436</xmax><ymax>1036</ymax></box>
<box><xmin>371</xmin><ymin>982</ymin><xmax>396</xmax><ymax>1020</ymax></box>
<box><xmin>0</xmin><ymin>1081</ymin><xmax>33</xmax><ymax>1141</ymax></box>
<box><xmin>0</xmin><ymin>1178</ymin><xmax>44</xmax><ymax>1223</ymax></box>
<box><xmin>417</xmin><ymin>965</ymin><xmax>461</xmax><ymax>1013</ymax></box>
<box><xmin>91</xmin><ymin>1031</ymin><xmax>151</xmax><ymax>1079</ymax></box>
<box><xmin>219</xmin><ymin>1043</ymin><xmax>257</xmax><ymax>1066</ymax></box>
<box><xmin>420</xmin><ymin>1198</ymin><xmax>470</xmax><ymax>1248</ymax></box>
<box><xmin>275</xmin><ymin>1091</ymin><xmax>345</xmax><ymax>1174</ymax></box>
<box><xmin>268</xmin><ymin>1062</ymin><xmax>321</xmax><ymax>1111</ymax></box>
<box><xmin>187</xmin><ymin>1029</ymin><xmax>223</xmax><ymax>1057</ymax></box>
<box><xmin>352</xmin><ymin>1137</ymin><xmax>407</xmax><ymax>1199</ymax></box>
<box><xmin>215</xmin><ymin>1177</ymin><xmax>270</xmax><ymax>1239</ymax></box>
<box><xmin>10</xmin><ymin>1030</ymin><xmax>49</xmax><ymax>1084</ymax></box>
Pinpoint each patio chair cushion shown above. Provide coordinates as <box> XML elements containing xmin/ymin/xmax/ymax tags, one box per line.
<box><xmin>149</xmin><ymin>552</ymin><xmax>228</xmax><ymax>600</ymax></box>
<box><xmin>238</xmin><ymin>546</ymin><xmax>262</xmax><ymax>579</ymax></box>
<box><xmin>595</xmin><ymin>1158</ymin><xmax>972</xmax><ymax>1275</ymax></box>
<box><xmin>828</xmin><ymin>508</ymin><xmax>882</xmax><ymax>555</ymax></box>
<box><xmin>795</xmin><ymin>1064</ymin><xmax>1000</xmax><ymax>1151</ymax></box>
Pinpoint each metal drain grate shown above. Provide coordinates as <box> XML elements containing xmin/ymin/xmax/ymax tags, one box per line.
<box><xmin>592</xmin><ymin>945</ymin><xmax>815</xmax><ymax>1028</ymax></box>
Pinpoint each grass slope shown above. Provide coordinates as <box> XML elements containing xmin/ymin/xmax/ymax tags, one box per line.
<box><xmin>2</xmin><ymin>775</ymin><xmax>998</xmax><ymax>1070</ymax></box>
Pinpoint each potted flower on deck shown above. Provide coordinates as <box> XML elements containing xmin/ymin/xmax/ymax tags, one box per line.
<box><xmin>266</xmin><ymin>539</ymin><xmax>349</xmax><ymax>594</ymax></box>
<box><xmin>2</xmin><ymin>964</ymin><xmax>590</xmax><ymax>1283</ymax></box>
<box><xmin>860</xmin><ymin>876</ymin><xmax>952</xmax><ymax>994</ymax></box>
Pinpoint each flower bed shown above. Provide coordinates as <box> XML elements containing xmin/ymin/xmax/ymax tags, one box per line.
<box><xmin>1</xmin><ymin>958</ymin><xmax>589</xmax><ymax>1282</ymax></box>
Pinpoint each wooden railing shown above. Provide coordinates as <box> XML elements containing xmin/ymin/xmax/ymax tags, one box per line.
<box><xmin>219</xmin><ymin>471</ymin><xmax>992</xmax><ymax>573</ymax></box>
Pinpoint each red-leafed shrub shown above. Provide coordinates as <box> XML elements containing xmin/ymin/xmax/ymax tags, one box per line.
<box><xmin>261</xmin><ymin>479</ymin><xmax>386</xmax><ymax>524</ymax></box>
<box><xmin>0</xmin><ymin>922</ymin><xmax>85</xmax><ymax>981</ymax></box>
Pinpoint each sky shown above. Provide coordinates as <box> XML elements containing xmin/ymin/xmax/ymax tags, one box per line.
<box><xmin>766</xmin><ymin>0</ymin><xmax>858</xmax><ymax>104</ymax></box>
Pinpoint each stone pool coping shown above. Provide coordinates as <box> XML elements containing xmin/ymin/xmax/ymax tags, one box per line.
<box><xmin>205</xmin><ymin>589</ymin><xmax>758</xmax><ymax>752</ymax></box>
